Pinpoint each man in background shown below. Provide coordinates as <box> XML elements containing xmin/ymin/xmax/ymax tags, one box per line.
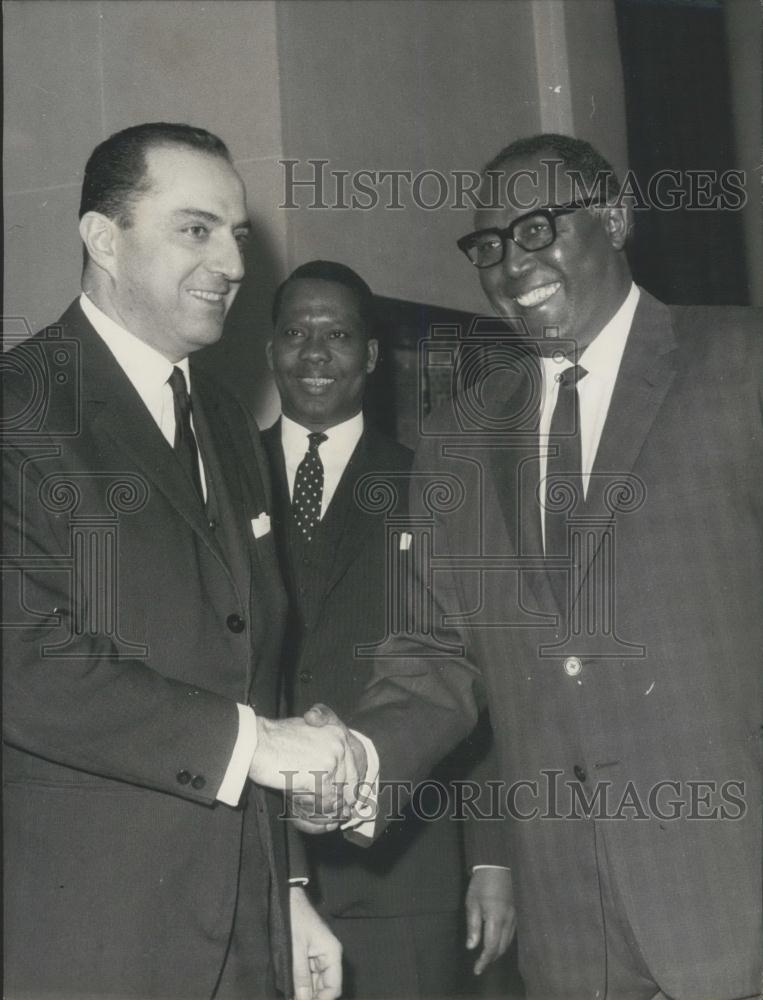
<box><xmin>2</xmin><ymin>123</ymin><xmax>348</xmax><ymax>1000</ymax></box>
<box><xmin>264</xmin><ymin>260</ymin><xmax>514</xmax><ymax>998</ymax></box>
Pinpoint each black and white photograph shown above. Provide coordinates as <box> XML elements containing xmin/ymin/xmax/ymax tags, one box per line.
<box><xmin>3</xmin><ymin>2</ymin><xmax>761</xmax><ymax>999</ymax></box>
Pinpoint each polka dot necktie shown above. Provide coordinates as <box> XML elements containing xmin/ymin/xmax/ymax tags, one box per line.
<box><xmin>292</xmin><ymin>431</ymin><xmax>327</xmax><ymax>541</ymax></box>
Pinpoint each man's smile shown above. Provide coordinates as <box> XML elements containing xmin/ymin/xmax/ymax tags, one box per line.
<box><xmin>297</xmin><ymin>375</ymin><xmax>336</xmax><ymax>392</ymax></box>
<box><xmin>188</xmin><ymin>288</ymin><xmax>227</xmax><ymax>304</ymax></box>
<box><xmin>513</xmin><ymin>281</ymin><xmax>562</xmax><ymax>308</ymax></box>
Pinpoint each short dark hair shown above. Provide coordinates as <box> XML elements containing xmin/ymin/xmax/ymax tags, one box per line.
<box><xmin>79</xmin><ymin>122</ymin><xmax>231</xmax><ymax>226</ymax></box>
<box><xmin>484</xmin><ymin>133</ymin><xmax>621</xmax><ymax>203</ymax></box>
<box><xmin>271</xmin><ymin>260</ymin><xmax>376</xmax><ymax>332</ymax></box>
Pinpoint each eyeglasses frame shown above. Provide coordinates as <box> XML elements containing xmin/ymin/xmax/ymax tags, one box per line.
<box><xmin>457</xmin><ymin>198</ymin><xmax>600</xmax><ymax>269</ymax></box>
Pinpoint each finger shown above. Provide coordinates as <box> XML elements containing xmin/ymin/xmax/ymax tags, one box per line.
<box><xmin>341</xmin><ymin>740</ymin><xmax>360</xmax><ymax>809</ymax></box>
<box><xmin>290</xmin><ymin>816</ymin><xmax>340</xmax><ymax>835</ymax></box>
<box><xmin>292</xmin><ymin>945</ymin><xmax>314</xmax><ymax>1000</ymax></box>
<box><xmin>309</xmin><ymin>955</ymin><xmax>320</xmax><ymax>999</ymax></box>
<box><xmin>473</xmin><ymin>915</ymin><xmax>500</xmax><ymax>975</ymax></box>
<box><xmin>496</xmin><ymin>920</ymin><xmax>513</xmax><ymax>959</ymax></box>
<box><xmin>310</xmin><ymin>951</ymin><xmax>342</xmax><ymax>1000</ymax></box>
<box><xmin>304</xmin><ymin>703</ymin><xmax>341</xmax><ymax>727</ymax></box>
<box><xmin>464</xmin><ymin>899</ymin><xmax>482</xmax><ymax>951</ymax></box>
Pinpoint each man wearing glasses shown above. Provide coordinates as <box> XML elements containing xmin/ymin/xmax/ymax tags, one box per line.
<box><xmin>310</xmin><ymin>134</ymin><xmax>762</xmax><ymax>998</ymax></box>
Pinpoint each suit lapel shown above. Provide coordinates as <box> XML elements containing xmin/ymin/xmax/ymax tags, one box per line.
<box><xmin>76</xmin><ymin>310</ymin><xmax>216</xmax><ymax>549</ymax></box>
<box><xmin>320</xmin><ymin>431</ymin><xmax>378</xmax><ymax>601</ymax></box>
<box><xmin>575</xmin><ymin>291</ymin><xmax>678</xmax><ymax>597</ymax></box>
<box><xmin>192</xmin><ymin>372</ymin><xmax>280</xmax><ymax>615</ymax></box>
<box><xmin>586</xmin><ymin>292</ymin><xmax>678</xmax><ymax>510</ymax></box>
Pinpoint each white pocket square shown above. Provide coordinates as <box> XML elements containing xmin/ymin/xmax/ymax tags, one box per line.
<box><xmin>399</xmin><ymin>532</ymin><xmax>413</xmax><ymax>551</ymax></box>
<box><xmin>251</xmin><ymin>513</ymin><xmax>271</xmax><ymax>539</ymax></box>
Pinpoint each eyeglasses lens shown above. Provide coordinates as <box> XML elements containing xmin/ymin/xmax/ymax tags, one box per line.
<box><xmin>465</xmin><ymin>212</ymin><xmax>556</xmax><ymax>267</ymax></box>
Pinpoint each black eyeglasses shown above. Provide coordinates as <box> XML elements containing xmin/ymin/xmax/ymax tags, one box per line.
<box><xmin>457</xmin><ymin>200</ymin><xmax>598</xmax><ymax>269</ymax></box>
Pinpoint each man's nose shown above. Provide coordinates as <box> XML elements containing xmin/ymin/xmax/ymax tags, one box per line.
<box><xmin>208</xmin><ymin>232</ymin><xmax>245</xmax><ymax>283</ymax></box>
<box><xmin>300</xmin><ymin>334</ymin><xmax>331</xmax><ymax>361</ymax></box>
<box><xmin>501</xmin><ymin>238</ymin><xmax>535</xmax><ymax>278</ymax></box>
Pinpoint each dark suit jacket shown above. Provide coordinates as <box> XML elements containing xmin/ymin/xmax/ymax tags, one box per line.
<box><xmin>263</xmin><ymin>421</ymin><xmax>507</xmax><ymax>919</ymax></box>
<box><xmin>351</xmin><ymin>292</ymin><xmax>763</xmax><ymax>998</ymax></box>
<box><xmin>2</xmin><ymin>302</ymin><xmax>289</xmax><ymax>999</ymax></box>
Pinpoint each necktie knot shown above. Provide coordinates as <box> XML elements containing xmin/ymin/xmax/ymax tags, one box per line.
<box><xmin>556</xmin><ymin>363</ymin><xmax>588</xmax><ymax>388</ymax></box>
<box><xmin>308</xmin><ymin>431</ymin><xmax>328</xmax><ymax>452</ymax></box>
<box><xmin>168</xmin><ymin>365</ymin><xmax>190</xmax><ymax>406</ymax></box>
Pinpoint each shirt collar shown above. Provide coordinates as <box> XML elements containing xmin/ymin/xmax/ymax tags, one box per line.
<box><xmin>79</xmin><ymin>292</ymin><xmax>191</xmax><ymax>394</ymax></box>
<box><xmin>578</xmin><ymin>282</ymin><xmax>640</xmax><ymax>378</ymax></box>
<box><xmin>540</xmin><ymin>282</ymin><xmax>639</xmax><ymax>384</ymax></box>
<box><xmin>280</xmin><ymin>411</ymin><xmax>364</xmax><ymax>464</ymax></box>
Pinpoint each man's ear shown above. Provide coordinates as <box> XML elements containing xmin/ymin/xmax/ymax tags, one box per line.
<box><xmin>366</xmin><ymin>338</ymin><xmax>379</xmax><ymax>374</ymax></box>
<box><xmin>79</xmin><ymin>212</ymin><xmax>120</xmax><ymax>276</ymax></box>
<box><xmin>601</xmin><ymin>206</ymin><xmax>630</xmax><ymax>251</ymax></box>
<box><xmin>265</xmin><ymin>339</ymin><xmax>275</xmax><ymax>372</ymax></box>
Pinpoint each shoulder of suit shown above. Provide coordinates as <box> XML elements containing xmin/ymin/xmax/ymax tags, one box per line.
<box><xmin>3</xmin><ymin>300</ymin><xmax>86</xmax><ymax>433</ymax></box>
<box><xmin>191</xmin><ymin>363</ymin><xmax>260</xmax><ymax>426</ymax></box>
<box><xmin>666</xmin><ymin>301</ymin><xmax>763</xmax><ymax>373</ymax></box>
<box><xmin>261</xmin><ymin>420</ymin><xmax>281</xmax><ymax>456</ymax></box>
<box><xmin>362</xmin><ymin>424</ymin><xmax>414</xmax><ymax>470</ymax></box>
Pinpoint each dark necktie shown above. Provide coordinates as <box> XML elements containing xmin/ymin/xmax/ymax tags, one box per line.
<box><xmin>292</xmin><ymin>431</ymin><xmax>327</xmax><ymax>542</ymax></box>
<box><xmin>545</xmin><ymin>363</ymin><xmax>588</xmax><ymax>557</ymax></box>
<box><xmin>168</xmin><ymin>366</ymin><xmax>204</xmax><ymax>503</ymax></box>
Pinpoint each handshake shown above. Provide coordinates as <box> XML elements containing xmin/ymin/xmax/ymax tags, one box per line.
<box><xmin>249</xmin><ymin>703</ymin><xmax>372</xmax><ymax>832</ymax></box>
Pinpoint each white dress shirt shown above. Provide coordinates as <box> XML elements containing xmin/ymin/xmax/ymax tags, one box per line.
<box><xmin>539</xmin><ymin>283</ymin><xmax>640</xmax><ymax>548</ymax></box>
<box><xmin>280</xmin><ymin>411</ymin><xmax>364</xmax><ymax>514</ymax></box>
<box><xmin>80</xmin><ymin>293</ymin><xmax>254</xmax><ymax>807</ymax></box>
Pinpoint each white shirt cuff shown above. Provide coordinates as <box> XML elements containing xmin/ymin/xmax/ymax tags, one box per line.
<box><xmin>340</xmin><ymin>729</ymin><xmax>379</xmax><ymax>835</ymax></box>
<box><xmin>216</xmin><ymin>704</ymin><xmax>258</xmax><ymax>806</ymax></box>
<box><xmin>471</xmin><ymin>864</ymin><xmax>511</xmax><ymax>872</ymax></box>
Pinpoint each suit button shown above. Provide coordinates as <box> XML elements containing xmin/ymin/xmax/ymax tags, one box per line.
<box><xmin>573</xmin><ymin>765</ymin><xmax>587</xmax><ymax>782</ymax></box>
<box><xmin>226</xmin><ymin>613</ymin><xmax>245</xmax><ymax>633</ymax></box>
<box><xmin>563</xmin><ymin>656</ymin><xmax>582</xmax><ymax>676</ymax></box>
<box><xmin>176</xmin><ymin>769</ymin><xmax>191</xmax><ymax>785</ymax></box>
<box><xmin>191</xmin><ymin>775</ymin><xmax>206</xmax><ymax>790</ymax></box>
<box><xmin>299</xmin><ymin>670</ymin><xmax>312</xmax><ymax>683</ymax></box>
<box><xmin>208</xmin><ymin>519</ymin><xmax>217</xmax><ymax>531</ymax></box>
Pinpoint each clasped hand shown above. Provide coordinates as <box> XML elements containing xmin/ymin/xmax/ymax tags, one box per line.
<box><xmin>249</xmin><ymin>704</ymin><xmax>367</xmax><ymax>830</ymax></box>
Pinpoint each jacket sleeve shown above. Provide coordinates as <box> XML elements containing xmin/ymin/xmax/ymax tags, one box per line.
<box><xmin>459</xmin><ymin>716</ymin><xmax>512</xmax><ymax>871</ymax></box>
<box><xmin>348</xmin><ymin>436</ymin><xmax>489</xmax><ymax>839</ymax></box>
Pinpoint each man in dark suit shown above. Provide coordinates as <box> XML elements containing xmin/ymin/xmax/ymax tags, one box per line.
<box><xmin>2</xmin><ymin>123</ymin><xmax>352</xmax><ymax>1000</ymax></box>
<box><xmin>262</xmin><ymin>260</ymin><xmax>514</xmax><ymax>997</ymax></box>
<box><xmin>305</xmin><ymin>136</ymin><xmax>763</xmax><ymax>998</ymax></box>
